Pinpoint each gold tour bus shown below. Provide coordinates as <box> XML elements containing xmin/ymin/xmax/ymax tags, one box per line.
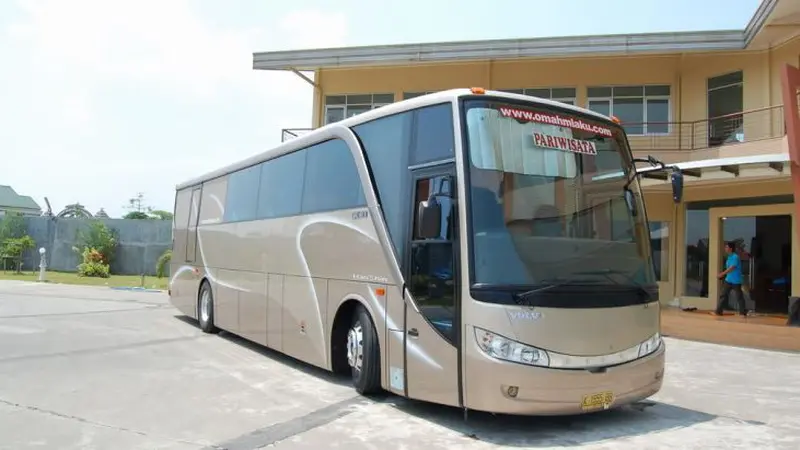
<box><xmin>168</xmin><ymin>88</ymin><xmax>683</xmax><ymax>416</ymax></box>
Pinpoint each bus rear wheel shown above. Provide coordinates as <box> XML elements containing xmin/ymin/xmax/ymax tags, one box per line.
<box><xmin>197</xmin><ymin>281</ymin><xmax>218</xmax><ymax>334</ymax></box>
<box><xmin>347</xmin><ymin>305</ymin><xmax>381</xmax><ymax>395</ymax></box>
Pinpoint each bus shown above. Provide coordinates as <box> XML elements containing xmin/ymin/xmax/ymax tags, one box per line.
<box><xmin>168</xmin><ymin>88</ymin><xmax>683</xmax><ymax>416</ymax></box>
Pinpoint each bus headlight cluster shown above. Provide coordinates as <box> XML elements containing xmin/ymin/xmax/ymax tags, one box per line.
<box><xmin>475</xmin><ymin>327</ymin><xmax>663</xmax><ymax>369</ymax></box>
<box><xmin>474</xmin><ymin>327</ymin><xmax>551</xmax><ymax>367</ymax></box>
<box><xmin>637</xmin><ymin>332</ymin><xmax>662</xmax><ymax>358</ymax></box>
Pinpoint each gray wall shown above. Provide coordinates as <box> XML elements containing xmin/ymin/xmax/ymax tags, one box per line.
<box><xmin>20</xmin><ymin>217</ymin><xmax>172</xmax><ymax>276</ymax></box>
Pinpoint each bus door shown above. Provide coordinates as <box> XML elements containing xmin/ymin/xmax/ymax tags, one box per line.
<box><xmin>185</xmin><ymin>186</ymin><xmax>202</xmax><ymax>264</ymax></box>
<box><xmin>404</xmin><ymin>164</ymin><xmax>461</xmax><ymax>407</ymax></box>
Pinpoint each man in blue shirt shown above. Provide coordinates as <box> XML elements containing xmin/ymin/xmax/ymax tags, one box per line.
<box><xmin>714</xmin><ymin>241</ymin><xmax>746</xmax><ymax>316</ymax></box>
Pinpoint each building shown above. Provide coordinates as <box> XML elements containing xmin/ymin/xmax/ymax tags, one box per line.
<box><xmin>0</xmin><ymin>185</ymin><xmax>41</xmax><ymax>217</ymax></box>
<box><xmin>252</xmin><ymin>0</ymin><xmax>800</xmax><ymax>317</ymax></box>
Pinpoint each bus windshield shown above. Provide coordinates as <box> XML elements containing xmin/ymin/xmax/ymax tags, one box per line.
<box><xmin>462</xmin><ymin>98</ymin><xmax>656</xmax><ymax>306</ymax></box>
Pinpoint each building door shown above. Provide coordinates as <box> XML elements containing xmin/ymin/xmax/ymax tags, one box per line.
<box><xmin>404</xmin><ymin>164</ymin><xmax>460</xmax><ymax>407</ymax></box>
<box><xmin>709</xmin><ymin>204</ymin><xmax>796</xmax><ymax>316</ymax></box>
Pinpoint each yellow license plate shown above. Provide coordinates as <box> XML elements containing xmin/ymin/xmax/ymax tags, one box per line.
<box><xmin>580</xmin><ymin>391</ymin><xmax>614</xmax><ymax>411</ymax></box>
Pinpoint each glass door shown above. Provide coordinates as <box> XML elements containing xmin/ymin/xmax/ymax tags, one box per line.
<box><xmin>709</xmin><ymin>205</ymin><xmax>794</xmax><ymax>316</ymax></box>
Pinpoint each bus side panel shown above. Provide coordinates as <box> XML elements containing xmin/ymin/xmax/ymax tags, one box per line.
<box><xmin>385</xmin><ymin>287</ymin><xmax>406</xmax><ymax>395</ymax></box>
<box><xmin>283</xmin><ymin>275</ymin><xmax>328</xmax><ymax>370</ymax></box>
<box><xmin>237</xmin><ymin>270</ymin><xmax>268</xmax><ymax>346</ymax></box>
<box><xmin>214</xmin><ymin>269</ymin><xmax>239</xmax><ymax>333</ymax></box>
<box><xmin>297</xmin><ymin>207</ymin><xmax>394</xmax><ymax>375</ymax></box>
<box><xmin>266</xmin><ymin>273</ymin><xmax>284</xmax><ymax>351</ymax></box>
<box><xmin>169</xmin><ymin>188</ymin><xmax>197</xmax><ymax>317</ymax></box>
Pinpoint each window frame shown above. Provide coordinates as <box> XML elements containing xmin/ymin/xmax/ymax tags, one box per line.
<box><xmin>586</xmin><ymin>85</ymin><xmax>672</xmax><ymax>136</ymax></box>
<box><xmin>403</xmin><ymin>91</ymin><xmax>441</xmax><ymax>100</ymax></box>
<box><xmin>324</xmin><ymin>93</ymin><xmax>394</xmax><ymax>125</ymax></box>
<box><xmin>497</xmin><ymin>87</ymin><xmax>577</xmax><ymax>106</ymax></box>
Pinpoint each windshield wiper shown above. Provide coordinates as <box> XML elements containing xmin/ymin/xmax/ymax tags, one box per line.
<box><xmin>572</xmin><ymin>269</ymin><xmax>655</xmax><ymax>298</ymax></box>
<box><xmin>512</xmin><ymin>277</ymin><xmax>604</xmax><ymax>306</ymax></box>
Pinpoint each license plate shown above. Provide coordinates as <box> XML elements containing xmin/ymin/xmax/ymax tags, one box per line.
<box><xmin>580</xmin><ymin>391</ymin><xmax>614</xmax><ymax>411</ymax></box>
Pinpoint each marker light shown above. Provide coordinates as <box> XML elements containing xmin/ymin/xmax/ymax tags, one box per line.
<box><xmin>610</xmin><ymin>115</ymin><xmax>622</xmax><ymax>124</ymax></box>
<box><xmin>637</xmin><ymin>333</ymin><xmax>663</xmax><ymax>358</ymax></box>
<box><xmin>470</xmin><ymin>87</ymin><xmax>486</xmax><ymax>94</ymax></box>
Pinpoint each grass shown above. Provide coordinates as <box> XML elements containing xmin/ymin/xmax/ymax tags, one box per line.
<box><xmin>0</xmin><ymin>270</ymin><xmax>168</xmax><ymax>290</ymax></box>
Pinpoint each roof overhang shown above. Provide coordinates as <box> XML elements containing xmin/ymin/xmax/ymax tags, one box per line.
<box><xmin>252</xmin><ymin>0</ymin><xmax>797</xmax><ymax>72</ymax></box>
<box><xmin>637</xmin><ymin>153</ymin><xmax>791</xmax><ymax>187</ymax></box>
<box><xmin>253</xmin><ymin>30</ymin><xmax>744</xmax><ymax>71</ymax></box>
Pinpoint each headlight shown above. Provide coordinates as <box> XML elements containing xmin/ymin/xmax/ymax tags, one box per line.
<box><xmin>474</xmin><ymin>327</ymin><xmax>550</xmax><ymax>367</ymax></box>
<box><xmin>638</xmin><ymin>332</ymin><xmax>662</xmax><ymax>358</ymax></box>
<box><xmin>475</xmin><ymin>327</ymin><xmax>663</xmax><ymax>369</ymax></box>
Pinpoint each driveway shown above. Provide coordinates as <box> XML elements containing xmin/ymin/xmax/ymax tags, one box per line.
<box><xmin>0</xmin><ymin>280</ymin><xmax>798</xmax><ymax>449</ymax></box>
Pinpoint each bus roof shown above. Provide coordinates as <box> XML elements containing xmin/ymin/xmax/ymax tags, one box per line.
<box><xmin>175</xmin><ymin>88</ymin><xmax>615</xmax><ymax>190</ymax></box>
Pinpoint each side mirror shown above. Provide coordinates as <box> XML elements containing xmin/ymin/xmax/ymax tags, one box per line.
<box><xmin>670</xmin><ymin>171</ymin><xmax>683</xmax><ymax>203</ymax></box>
<box><xmin>417</xmin><ymin>196</ymin><xmax>442</xmax><ymax>239</ymax></box>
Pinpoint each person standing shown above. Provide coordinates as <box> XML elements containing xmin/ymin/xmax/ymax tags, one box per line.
<box><xmin>714</xmin><ymin>241</ymin><xmax>746</xmax><ymax>316</ymax></box>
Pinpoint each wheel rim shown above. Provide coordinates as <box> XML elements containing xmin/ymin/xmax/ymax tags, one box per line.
<box><xmin>200</xmin><ymin>289</ymin><xmax>210</xmax><ymax>323</ymax></box>
<box><xmin>346</xmin><ymin>323</ymin><xmax>364</xmax><ymax>372</ymax></box>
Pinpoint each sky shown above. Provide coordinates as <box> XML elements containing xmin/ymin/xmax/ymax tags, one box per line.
<box><xmin>0</xmin><ymin>0</ymin><xmax>762</xmax><ymax>218</ymax></box>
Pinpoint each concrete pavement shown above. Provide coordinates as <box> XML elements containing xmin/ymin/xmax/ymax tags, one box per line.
<box><xmin>0</xmin><ymin>280</ymin><xmax>799</xmax><ymax>449</ymax></box>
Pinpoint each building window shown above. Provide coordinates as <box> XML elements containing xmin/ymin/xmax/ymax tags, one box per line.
<box><xmin>403</xmin><ymin>91</ymin><xmax>436</xmax><ymax>100</ymax></box>
<box><xmin>707</xmin><ymin>71</ymin><xmax>743</xmax><ymax>146</ymax></box>
<box><xmin>498</xmin><ymin>87</ymin><xmax>576</xmax><ymax>105</ymax></box>
<box><xmin>587</xmin><ymin>85</ymin><xmax>671</xmax><ymax>135</ymax></box>
<box><xmin>324</xmin><ymin>93</ymin><xmax>394</xmax><ymax>124</ymax></box>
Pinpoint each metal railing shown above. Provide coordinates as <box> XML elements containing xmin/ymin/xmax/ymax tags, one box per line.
<box><xmin>281</xmin><ymin>128</ymin><xmax>314</xmax><ymax>142</ymax></box>
<box><xmin>626</xmin><ymin>103</ymin><xmax>787</xmax><ymax>151</ymax></box>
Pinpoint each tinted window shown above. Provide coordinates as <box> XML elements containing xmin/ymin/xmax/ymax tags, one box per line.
<box><xmin>409</xmin><ymin>174</ymin><xmax>456</xmax><ymax>344</ymax></box>
<box><xmin>257</xmin><ymin>150</ymin><xmax>307</xmax><ymax>219</ymax></box>
<box><xmin>302</xmin><ymin>139</ymin><xmax>366</xmax><ymax>213</ymax></box>
<box><xmin>411</xmin><ymin>103</ymin><xmax>455</xmax><ymax>165</ymax></box>
<box><xmin>223</xmin><ymin>165</ymin><xmax>260</xmax><ymax>222</ymax></box>
<box><xmin>353</xmin><ymin>112</ymin><xmax>413</xmax><ymax>260</ymax></box>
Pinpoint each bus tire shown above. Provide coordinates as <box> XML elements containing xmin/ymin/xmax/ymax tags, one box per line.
<box><xmin>348</xmin><ymin>304</ymin><xmax>381</xmax><ymax>395</ymax></box>
<box><xmin>197</xmin><ymin>281</ymin><xmax>218</xmax><ymax>334</ymax></box>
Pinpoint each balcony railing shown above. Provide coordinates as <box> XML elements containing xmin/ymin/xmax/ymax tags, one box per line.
<box><xmin>626</xmin><ymin>103</ymin><xmax>788</xmax><ymax>151</ymax></box>
<box><xmin>282</xmin><ymin>95</ymin><xmax>799</xmax><ymax>149</ymax></box>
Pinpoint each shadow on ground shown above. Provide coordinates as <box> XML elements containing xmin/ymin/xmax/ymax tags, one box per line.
<box><xmin>173</xmin><ymin>314</ymin><xmax>734</xmax><ymax>447</ymax></box>
<box><xmin>174</xmin><ymin>315</ymin><xmax>352</xmax><ymax>387</ymax></box>
<box><xmin>383</xmin><ymin>397</ymin><xmax>723</xmax><ymax>447</ymax></box>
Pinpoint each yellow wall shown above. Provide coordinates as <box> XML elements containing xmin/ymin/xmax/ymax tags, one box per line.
<box><xmin>314</xmin><ymin>36</ymin><xmax>800</xmax><ymax>157</ymax></box>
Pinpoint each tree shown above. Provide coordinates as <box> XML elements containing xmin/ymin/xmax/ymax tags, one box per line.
<box><xmin>1</xmin><ymin>235</ymin><xmax>35</xmax><ymax>273</ymax></box>
<box><xmin>126</xmin><ymin>192</ymin><xmax>153</xmax><ymax>215</ymax></box>
<box><xmin>123</xmin><ymin>211</ymin><xmax>151</xmax><ymax>220</ymax></box>
<box><xmin>123</xmin><ymin>193</ymin><xmax>172</xmax><ymax>220</ymax></box>
<box><xmin>0</xmin><ymin>212</ymin><xmax>26</xmax><ymax>241</ymax></box>
<box><xmin>149</xmin><ymin>210</ymin><xmax>173</xmax><ymax>221</ymax></box>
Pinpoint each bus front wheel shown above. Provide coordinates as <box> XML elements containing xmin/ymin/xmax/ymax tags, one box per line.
<box><xmin>347</xmin><ymin>305</ymin><xmax>381</xmax><ymax>395</ymax></box>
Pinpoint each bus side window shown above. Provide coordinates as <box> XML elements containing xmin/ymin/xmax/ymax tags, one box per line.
<box><xmin>409</xmin><ymin>175</ymin><xmax>456</xmax><ymax>343</ymax></box>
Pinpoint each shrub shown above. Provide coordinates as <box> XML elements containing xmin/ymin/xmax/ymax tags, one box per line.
<box><xmin>74</xmin><ymin>221</ymin><xmax>118</xmax><ymax>268</ymax></box>
<box><xmin>155</xmin><ymin>249</ymin><xmax>172</xmax><ymax>278</ymax></box>
<box><xmin>76</xmin><ymin>246</ymin><xmax>111</xmax><ymax>278</ymax></box>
